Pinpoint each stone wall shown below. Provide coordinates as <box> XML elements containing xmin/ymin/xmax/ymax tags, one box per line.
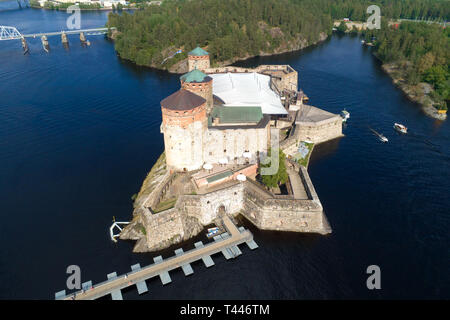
<box><xmin>188</xmin><ymin>182</ymin><xmax>245</xmax><ymax>224</ymax></box>
<box><xmin>240</xmin><ymin>167</ymin><xmax>331</xmax><ymax>234</ymax></box>
<box><xmin>161</xmin><ymin>103</ymin><xmax>207</xmax><ymax>128</ymax></box>
<box><xmin>188</xmin><ymin>55</ymin><xmax>210</xmax><ymax>72</ymax></box>
<box><xmin>142</xmin><ymin>207</ymin><xmax>185</xmax><ymax>251</ymax></box>
<box><xmin>203</xmin><ymin>125</ymin><xmax>269</xmax><ymax>164</ymax></box>
<box><xmin>124</xmin><ymin>167</ymin><xmax>330</xmax><ymax>252</ymax></box>
<box><xmin>162</xmin><ymin>117</ymin><xmax>207</xmax><ymax>172</ymax></box>
<box><xmin>262</xmin><ymin>65</ymin><xmax>298</xmax><ymax>93</ymax></box>
<box><xmin>295</xmin><ymin>118</ymin><xmax>343</xmax><ymax>144</ymax></box>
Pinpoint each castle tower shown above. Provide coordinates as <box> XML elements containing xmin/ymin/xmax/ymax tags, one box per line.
<box><xmin>180</xmin><ymin>68</ymin><xmax>213</xmax><ymax>114</ymax></box>
<box><xmin>188</xmin><ymin>47</ymin><xmax>210</xmax><ymax>72</ymax></box>
<box><xmin>160</xmin><ymin>89</ymin><xmax>207</xmax><ymax>172</ymax></box>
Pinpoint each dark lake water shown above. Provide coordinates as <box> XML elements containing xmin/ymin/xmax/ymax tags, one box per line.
<box><xmin>0</xmin><ymin>6</ymin><xmax>449</xmax><ymax>299</ymax></box>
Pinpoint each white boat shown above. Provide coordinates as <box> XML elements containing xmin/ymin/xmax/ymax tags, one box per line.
<box><xmin>206</xmin><ymin>229</ymin><xmax>219</xmax><ymax>238</ymax></box>
<box><xmin>207</xmin><ymin>227</ymin><xmax>219</xmax><ymax>233</ymax></box>
<box><xmin>393</xmin><ymin>123</ymin><xmax>407</xmax><ymax>134</ymax></box>
<box><xmin>379</xmin><ymin>134</ymin><xmax>389</xmax><ymax>143</ymax></box>
<box><xmin>340</xmin><ymin>109</ymin><xmax>350</xmax><ymax>122</ymax></box>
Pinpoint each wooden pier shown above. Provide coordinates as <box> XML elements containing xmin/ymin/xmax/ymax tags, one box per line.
<box><xmin>55</xmin><ymin>216</ymin><xmax>257</xmax><ymax>300</ymax></box>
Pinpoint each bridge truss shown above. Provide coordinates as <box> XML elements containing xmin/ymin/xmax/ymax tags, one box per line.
<box><xmin>0</xmin><ymin>26</ymin><xmax>23</xmax><ymax>41</ymax></box>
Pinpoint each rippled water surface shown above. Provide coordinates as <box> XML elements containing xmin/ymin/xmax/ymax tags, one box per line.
<box><xmin>0</xmin><ymin>6</ymin><xmax>449</xmax><ymax>299</ymax></box>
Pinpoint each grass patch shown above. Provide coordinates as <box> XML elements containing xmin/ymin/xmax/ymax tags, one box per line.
<box><xmin>153</xmin><ymin>197</ymin><xmax>177</xmax><ymax>213</ymax></box>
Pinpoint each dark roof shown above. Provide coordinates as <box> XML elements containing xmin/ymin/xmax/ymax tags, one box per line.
<box><xmin>208</xmin><ymin>114</ymin><xmax>270</xmax><ymax>130</ymax></box>
<box><xmin>161</xmin><ymin>89</ymin><xmax>206</xmax><ymax>111</ymax></box>
<box><xmin>211</xmin><ymin>106</ymin><xmax>263</xmax><ymax>123</ymax></box>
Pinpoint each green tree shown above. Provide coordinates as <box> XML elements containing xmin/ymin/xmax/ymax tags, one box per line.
<box><xmin>259</xmin><ymin>149</ymin><xmax>288</xmax><ymax>188</ymax></box>
<box><xmin>423</xmin><ymin>66</ymin><xmax>447</xmax><ymax>87</ymax></box>
<box><xmin>337</xmin><ymin>21</ymin><xmax>348</xmax><ymax>33</ymax></box>
<box><xmin>107</xmin><ymin>0</ymin><xmax>450</xmax><ymax>71</ymax></box>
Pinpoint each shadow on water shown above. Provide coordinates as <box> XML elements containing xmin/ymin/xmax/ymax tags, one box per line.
<box><xmin>232</xmin><ymin>35</ymin><xmax>333</xmax><ymax>69</ymax></box>
<box><xmin>118</xmin><ymin>55</ymin><xmax>178</xmax><ymax>82</ymax></box>
<box><xmin>309</xmin><ymin>137</ymin><xmax>343</xmax><ymax>167</ymax></box>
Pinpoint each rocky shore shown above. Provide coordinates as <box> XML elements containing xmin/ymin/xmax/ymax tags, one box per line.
<box><xmin>381</xmin><ymin>63</ymin><xmax>447</xmax><ymax>121</ymax></box>
<box><xmin>108</xmin><ymin>31</ymin><xmax>329</xmax><ymax>74</ymax></box>
<box><xmin>168</xmin><ymin>32</ymin><xmax>329</xmax><ymax>74</ymax></box>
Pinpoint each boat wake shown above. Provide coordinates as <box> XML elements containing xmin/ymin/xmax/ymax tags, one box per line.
<box><xmin>368</xmin><ymin>127</ymin><xmax>388</xmax><ymax>143</ymax></box>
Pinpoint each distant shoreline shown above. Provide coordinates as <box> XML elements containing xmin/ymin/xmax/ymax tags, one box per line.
<box><xmin>29</xmin><ymin>5</ymin><xmax>133</xmax><ymax>11</ymax></box>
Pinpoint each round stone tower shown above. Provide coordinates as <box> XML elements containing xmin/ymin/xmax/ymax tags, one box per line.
<box><xmin>188</xmin><ymin>47</ymin><xmax>210</xmax><ymax>72</ymax></box>
<box><xmin>180</xmin><ymin>68</ymin><xmax>213</xmax><ymax>114</ymax></box>
<box><xmin>160</xmin><ymin>89</ymin><xmax>207</xmax><ymax>172</ymax></box>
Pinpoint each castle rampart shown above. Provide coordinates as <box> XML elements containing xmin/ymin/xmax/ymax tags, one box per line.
<box><xmin>121</xmin><ymin>160</ymin><xmax>331</xmax><ymax>252</ymax></box>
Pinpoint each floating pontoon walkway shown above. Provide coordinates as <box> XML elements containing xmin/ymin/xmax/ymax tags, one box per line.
<box><xmin>55</xmin><ymin>216</ymin><xmax>258</xmax><ymax>300</ymax></box>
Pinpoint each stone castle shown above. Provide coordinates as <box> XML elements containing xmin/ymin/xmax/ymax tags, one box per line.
<box><xmin>120</xmin><ymin>47</ymin><xmax>343</xmax><ymax>252</ymax></box>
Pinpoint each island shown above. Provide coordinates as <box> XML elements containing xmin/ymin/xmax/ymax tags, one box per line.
<box><xmin>119</xmin><ymin>50</ymin><xmax>344</xmax><ymax>252</ymax></box>
<box><xmin>109</xmin><ymin>0</ymin><xmax>448</xmax><ymax>251</ymax></box>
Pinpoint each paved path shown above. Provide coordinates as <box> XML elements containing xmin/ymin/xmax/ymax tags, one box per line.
<box><xmin>286</xmin><ymin>166</ymin><xmax>309</xmax><ymax>200</ymax></box>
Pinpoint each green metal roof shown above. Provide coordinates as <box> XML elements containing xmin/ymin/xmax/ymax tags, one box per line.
<box><xmin>206</xmin><ymin>170</ymin><xmax>233</xmax><ymax>183</ymax></box>
<box><xmin>211</xmin><ymin>106</ymin><xmax>263</xmax><ymax>124</ymax></box>
<box><xmin>188</xmin><ymin>47</ymin><xmax>209</xmax><ymax>56</ymax></box>
<box><xmin>180</xmin><ymin>69</ymin><xmax>209</xmax><ymax>83</ymax></box>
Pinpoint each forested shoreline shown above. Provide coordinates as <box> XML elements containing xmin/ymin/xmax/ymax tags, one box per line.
<box><xmin>364</xmin><ymin>20</ymin><xmax>449</xmax><ymax>116</ymax></box>
<box><xmin>107</xmin><ymin>0</ymin><xmax>333</xmax><ymax>71</ymax></box>
<box><xmin>106</xmin><ymin>0</ymin><xmax>449</xmax><ymax>72</ymax></box>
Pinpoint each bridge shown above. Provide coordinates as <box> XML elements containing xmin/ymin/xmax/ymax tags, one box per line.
<box><xmin>55</xmin><ymin>216</ymin><xmax>259</xmax><ymax>300</ymax></box>
<box><xmin>0</xmin><ymin>0</ymin><xmax>29</xmax><ymax>7</ymax></box>
<box><xmin>1</xmin><ymin>25</ymin><xmax>116</xmax><ymax>53</ymax></box>
<box><xmin>0</xmin><ymin>26</ymin><xmax>115</xmax><ymax>41</ymax></box>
